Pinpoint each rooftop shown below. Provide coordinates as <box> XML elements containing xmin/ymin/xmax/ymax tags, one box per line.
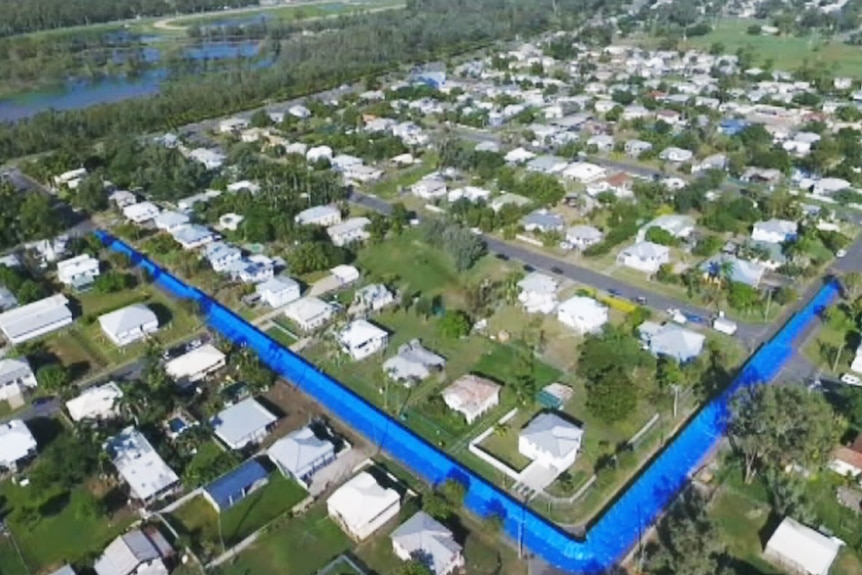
<box><xmin>105</xmin><ymin>427</ymin><xmax>179</xmax><ymax>501</ymax></box>
<box><xmin>211</xmin><ymin>398</ymin><xmax>277</xmax><ymax>448</ymax></box>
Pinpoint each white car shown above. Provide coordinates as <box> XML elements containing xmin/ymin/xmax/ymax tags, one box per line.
<box><xmin>667</xmin><ymin>308</ymin><xmax>687</xmax><ymax>324</ymax></box>
<box><xmin>837</xmin><ymin>249</ymin><xmax>847</xmax><ymax>258</ymax></box>
<box><xmin>841</xmin><ymin>373</ymin><xmax>861</xmax><ymax>386</ymax></box>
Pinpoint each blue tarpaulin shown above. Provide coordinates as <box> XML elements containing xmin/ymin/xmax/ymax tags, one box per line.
<box><xmin>96</xmin><ymin>230</ymin><xmax>838</xmax><ymax>572</ymax></box>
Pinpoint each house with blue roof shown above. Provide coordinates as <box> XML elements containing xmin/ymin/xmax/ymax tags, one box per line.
<box><xmin>202</xmin><ymin>459</ymin><xmax>269</xmax><ymax>513</ymax></box>
<box><xmin>718</xmin><ymin>118</ymin><xmax>749</xmax><ymax>136</ymax></box>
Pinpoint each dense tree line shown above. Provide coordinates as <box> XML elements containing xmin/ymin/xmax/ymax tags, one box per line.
<box><xmin>0</xmin><ymin>0</ymin><xmax>607</xmax><ymax>162</ymax></box>
<box><xmin>0</xmin><ymin>0</ymin><xmax>259</xmax><ymax>37</ymax></box>
<box><xmin>0</xmin><ymin>180</ymin><xmax>63</xmax><ymax>250</ymax></box>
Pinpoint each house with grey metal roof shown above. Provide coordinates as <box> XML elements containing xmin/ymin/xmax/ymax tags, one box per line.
<box><xmin>566</xmin><ymin>225</ymin><xmax>603</xmax><ymax>250</ymax></box>
<box><xmin>93</xmin><ymin>528</ymin><xmax>173</xmax><ymax>575</ymax></box>
<box><xmin>212</xmin><ymin>398</ymin><xmax>277</xmax><ymax>450</ymax></box>
<box><xmin>638</xmin><ymin>322</ymin><xmax>705</xmax><ymax>363</ymax></box>
<box><xmin>0</xmin><ymin>294</ymin><xmax>72</xmax><ymax>345</ymax></box>
<box><xmin>0</xmin><ymin>358</ymin><xmax>37</xmax><ymax>404</ymax></box>
<box><xmin>518</xmin><ymin>412</ymin><xmax>583</xmax><ymax>472</ymax></box>
<box><xmin>521</xmin><ymin>210</ymin><xmax>565</xmax><ymax>233</ymax></box>
<box><xmin>526</xmin><ymin>155</ymin><xmax>569</xmax><ymax>174</ymax></box>
<box><xmin>383</xmin><ymin>339</ymin><xmax>446</xmax><ymax>384</ymax></box>
<box><xmin>391</xmin><ymin>511</ymin><xmax>464</xmax><ymax>575</ymax></box>
<box><xmin>98</xmin><ymin>304</ymin><xmax>159</xmax><ymax>347</ymax></box>
<box><xmin>268</xmin><ymin>426</ymin><xmax>336</xmax><ymax>488</ymax></box>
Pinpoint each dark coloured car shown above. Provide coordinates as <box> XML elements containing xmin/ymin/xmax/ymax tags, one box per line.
<box><xmin>31</xmin><ymin>396</ymin><xmax>54</xmax><ymax>407</ymax></box>
<box><xmin>635</xmin><ymin>296</ymin><xmax>647</xmax><ymax>305</ymax></box>
<box><xmin>551</xmin><ymin>266</ymin><xmax>564</xmax><ymax>275</ymax></box>
<box><xmin>523</xmin><ymin>264</ymin><xmax>535</xmax><ymax>273</ymax></box>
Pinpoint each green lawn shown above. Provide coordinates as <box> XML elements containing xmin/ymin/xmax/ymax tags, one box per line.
<box><xmin>369</xmin><ymin>153</ymin><xmax>439</xmax><ymax>199</ymax></box>
<box><xmin>0</xmin><ymin>538</ymin><xmax>29</xmax><ymax>575</ymax></box>
<box><xmin>169</xmin><ymin>474</ymin><xmax>307</xmax><ymax>559</ymax></box>
<box><xmin>212</xmin><ymin>504</ymin><xmax>352</xmax><ymax>575</ymax></box>
<box><xmin>266</xmin><ymin>325</ymin><xmax>298</xmax><ymax>347</ymax></box>
<box><xmin>478</xmin><ymin>409</ymin><xmax>537</xmax><ymax>472</ymax></box>
<box><xmin>683</xmin><ymin>19</ymin><xmax>862</xmax><ymax>77</ymax></box>
<box><xmin>0</xmin><ymin>479</ymin><xmax>134</xmax><ymax>573</ymax></box>
<box><xmin>710</xmin><ymin>489</ymin><xmax>781</xmax><ymax>575</ymax></box>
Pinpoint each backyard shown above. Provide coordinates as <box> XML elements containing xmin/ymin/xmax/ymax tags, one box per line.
<box><xmin>168</xmin><ymin>474</ymin><xmax>307</xmax><ymax>560</ymax></box>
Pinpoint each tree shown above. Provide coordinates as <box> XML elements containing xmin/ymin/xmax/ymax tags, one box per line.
<box><xmin>397</xmin><ymin>560</ymin><xmax>434</xmax><ymax>575</ymax></box>
<box><xmin>93</xmin><ymin>271</ymin><xmax>133</xmax><ymax>294</ymax></box>
<box><xmin>646</xmin><ymin>489</ymin><xmax>729</xmax><ymax>575</ymax></box>
<box><xmin>72</xmin><ymin>175</ymin><xmax>108</xmax><ymax>212</ymax></box>
<box><xmin>842</xmin><ymin>272</ymin><xmax>862</xmax><ymax>300</ymax></box>
<box><xmin>422</xmin><ymin>491</ymin><xmax>453</xmax><ymax>520</ymax></box>
<box><xmin>728</xmin><ymin>385</ymin><xmax>841</xmax><ymax>483</ymax></box>
<box><xmin>586</xmin><ymin>372</ymin><xmax>637</xmax><ymax>422</ymax></box>
<box><xmin>438</xmin><ymin>309</ymin><xmax>471</xmax><ymax>338</ymax></box>
<box><xmin>36</xmin><ymin>363</ymin><xmax>70</xmax><ymax>392</ymax></box>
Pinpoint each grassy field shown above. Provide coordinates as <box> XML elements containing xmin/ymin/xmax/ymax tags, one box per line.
<box><xmin>0</xmin><ymin>538</ymin><xmax>29</xmax><ymax>575</ymax></box>
<box><xmin>212</xmin><ymin>504</ymin><xmax>352</xmax><ymax>575</ymax></box>
<box><xmin>477</xmin><ymin>408</ymin><xmax>536</xmax><ymax>472</ymax></box>
<box><xmin>0</xmin><ymin>479</ymin><xmax>135</xmax><ymax>573</ymax></box>
<box><xmin>169</xmin><ymin>474</ymin><xmax>307</xmax><ymax>558</ymax></box>
<box><xmin>266</xmin><ymin>325</ymin><xmax>298</xmax><ymax>347</ymax></box>
<box><xmin>679</xmin><ymin>19</ymin><xmax>862</xmax><ymax>76</ymax></box>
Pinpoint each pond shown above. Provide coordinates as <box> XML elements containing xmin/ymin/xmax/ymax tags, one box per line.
<box><xmin>0</xmin><ymin>39</ymin><xmax>268</xmax><ymax>123</ymax></box>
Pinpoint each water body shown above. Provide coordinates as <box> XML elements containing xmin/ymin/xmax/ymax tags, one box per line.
<box><xmin>0</xmin><ymin>39</ymin><xmax>266</xmax><ymax>123</ymax></box>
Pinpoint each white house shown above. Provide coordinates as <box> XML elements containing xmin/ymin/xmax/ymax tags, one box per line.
<box><xmin>764</xmin><ymin>517</ymin><xmax>843</xmax><ymax>575</ymax></box>
<box><xmin>391</xmin><ymin>511</ymin><xmax>464</xmax><ymax>575</ymax></box>
<box><xmin>562</xmin><ymin>162</ymin><xmax>607</xmax><ymax>183</ymax></box>
<box><xmin>637</xmin><ymin>215</ymin><xmax>696</xmax><ymax>243</ymax></box>
<box><xmin>66</xmin><ymin>382</ymin><xmax>124</xmax><ymax>422</ymax></box>
<box><xmin>518</xmin><ymin>412</ymin><xmax>583</xmax><ymax>471</ymax></box>
<box><xmin>203</xmin><ymin>242</ymin><xmax>243</xmax><ymax>272</ymax></box>
<box><xmin>0</xmin><ymin>358</ymin><xmax>37</xmax><ymax>404</ymax></box>
<box><xmin>57</xmin><ymin>254</ymin><xmax>100</xmax><ymax>289</ymax></box>
<box><xmin>616</xmin><ymin>241</ymin><xmax>671</xmax><ymax>273</ymax></box>
<box><xmin>327</xmin><ymin>217</ymin><xmax>371</xmax><ymax>247</ymax></box>
<box><xmin>566</xmin><ymin>225</ymin><xmax>604</xmax><ymax>249</ymax></box>
<box><xmin>331</xmin><ymin>265</ymin><xmax>360</xmax><ymax>286</ymax></box>
<box><xmin>751</xmin><ymin>219</ymin><xmax>798</xmax><ymax>244</ymax></box>
<box><xmin>256</xmin><ymin>276</ymin><xmax>302</xmax><ymax>308</ymax></box>
<box><xmin>353</xmin><ymin>283</ymin><xmax>395</xmax><ymax>312</ymax></box>
<box><xmin>283</xmin><ymin>296</ymin><xmax>335</xmax><ymax>331</ymax></box>
<box><xmin>658</xmin><ymin>147</ymin><xmax>694</xmax><ymax>163</ymax></box>
<box><xmin>98</xmin><ymin>304</ymin><xmax>159</xmax><ymax>347</ymax></box>
<box><xmin>164</xmin><ymin>344</ymin><xmax>226</xmax><ymax>387</ymax></box>
<box><xmin>639</xmin><ymin>322</ymin><xmax>706</xmax><ymax>363</ymax></box>
<box><xmin>556</xmin><ymin>296</ymin><xmax>609</xmax><ymax>334</ymax></box>
<box><xmin>0</xmin><ymin>294</ymin><xmax>73</xmax><ymax>345</ymax></box>
<box><xmin>307</xmin><ymin>145</ymin><xmax>333</xmax><ymax>163</ymax></box>
<box><xmin>122</xmin><ymin>202</ymin><xmax>160</xmax><ymax>224</ymax></box>
<box><xmin>211</xmin><ymin>398</ymin><xmax>278</xmax><ymax>450</ymax></box>
<box><xmin>171</xmin><ymin>225</ymin><xmax>217</xmax><ymax>250</ymax></box>
<box><xmin>517</xmin><ymin>272</ymin><xmax>559</xmax><ymax>314</ymax></box>
<box><xmin>0</xmin><ymin>420</ymin><xmax>37</xmax><ymax>471</ymax></box>
<box><xmin>188</xmin><ymin>148</ymin><xmax>226</xmax><ymax>170</ymax></box>
<box><xmin>268</xmin><ymin>426</ymin><xmax>336</xmax><ymax>488</ymax></box>
<box><xmin>105</xmin><ymin>427</ymin><xmax>180</xmax><ymax>503</ymax></box>
<box><xmin>383</xmin><ymin>339</ymin><xmax>446</xmax><ymax>384</ymax></box>
<box><xmin>94</xmin><ymin>529</ymin><xmax>173</xmax><ymax>575</ymax></box>
<box><xmin>411</xmin><ymin>177</ymin><xmax>448</xmax><ymax>200</ymax></box>
<box><xmin>441</xmin><ymin>374</ymin><xmax>501</xmax><ymax>424</ymax></box>
<box><xmin>295</xmin><ymin>205</ymin><xmax>342</xmax><ymax>227</ymax></box>
<box><xmin>328</xmin><ymin>472</ymin><xmax>401</xmax><ymax>541</ymax></box>
<box><xmin>338</xmin><ymin>319</ymin><xmax>389</xmax><ymax>361</ymax></box>
<box><xmin>153</xmin><ymin>211</ymin><xmax>190</xmax><ymax>233</ymax></box>
<box><xmin>289</xmin><ymin>104</ymin><xmax>312</xmax><ymax>119</ymax></box>
<box><xmin>219</xmin><ymin>117</ymin><xmax>249</xmax><ymax>133</ymax></box>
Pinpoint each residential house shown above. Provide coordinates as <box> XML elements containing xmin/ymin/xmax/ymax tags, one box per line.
<box><xmin>57</xmin><ymin>254</ymin><xmax>100</xmax><ymax>290</ymax></box>
<box><xmin>701</xmin><ymin>256</ymin><xmax>766</xmax><ymax>288</ymax></box>
<box><xmin>587</xmin><ymin>134</ymin><xmax>615</xmax><ymax>152</ymax></box>
<box><xmin>331</xmin><ymin>265</ymin><xmax>360</xmax><ymax>286</ymax></box>
<box><xmin>562</xmin><ymin>162</ymin><xmax>607</xmax><ymax>183</ymax></box>
<box><xmin>164</xmin><ymin>344</ymin><xmax>226</xmax><ymax>387</ymax></box>
<box><xmin>123</xmin><ymin>202</ymin><xmax>160</xmax><ymax>224</ymax></box>
<box><xmin>98</xmin><ymin>304</ymin><xmax>159</xmax><ymax>347</ymax></box>
<box><xmin>353</xmin><ymin>284</ymin><xmax>395</xmax><ymax>312</ymax></box>
<box><xmin>203</xmin><ymin>242</ymin><xmax>242</xmax><ymax>273</ymax></box>
<box><xmin>391</xmin><ymin>512</ymin><xmax>464</xmax><ymax>575</ymax></box>
<box><xmin>153</xmin><ymin>211</ymin><xmax>190</xmax><ymax>233</ymax></box>
<box><xmin>504</xmin><ymin>147</ymin><xmax>536</xmax><ymax>164</ymax></box>
<box><xmin>637</xmin><ymin>215</ymin><xmax>695</xmax><ymax>243</ymax></box>
<box><xmin>0</xmin><ymin>420</ymin><xmax>37</xmax><ymax>471</ymax></box>
<box><xmin>283</xmin><ymin>297</ymin><xmax>335</xmax><ymax>331</ymax></box>
<box><xmin>0</xmin><ymin>358</ymin><xmax>37</xmax><ymax>404</ymax></box>
<box><xmin>256</xmin><ymin>276</ymin><xmax>301</xmax><ymax>308</ymax></box>
<box><xmin>342</xmin><ymin>164</ymin><xmax>383</xmax><ymax>183</ymax></box>
<box><xmin>338</xmin><ymin>319</ymin><xmax>389</xmax><ymax>361</ymax></box>
<box><xmin>307</xmin><ymin>146</ymin><xmax>333</xmax><ymax>164</ymax></box>
<box><xmin>328</xmin><ymin>472</ymin><xmax>401</xmax><ymax>541</ymax></box>
<box><xmin>852</xmin><ymin>343</ymin><xmax>862</xmax><ymax>374</ymax></box>
<box><xmin>521</xmin><ymin>210</ymin><xmax>565</xmax><ymax>233</ymax></box>
<box><xmin>171</xmin><ymin>225</ymin><xmax>217</xmax><ymax>250</ymax></box>
<box><xmin>29</xmin><ymin>236</ymin><xmax>68</xmax><ymax>265</ymax></box>
<box><xmin>66</xmin><ymin>382</ymin><xmax>123</xmax><ymax>422</ymax></box>
<box><xmin>624</xmin><ymin>139</ymin><xmax>653</xmax><ymax>157</ymax></box>
<box><xmin>517</xmin><ymin>271</ymin><xmax>559</xmax><ymax>315</ymax></box>
<box><xmin>741</xmin><ymin>167</ymin><xmax>783</xmax><ymax>186</ymax></box>
<box><xmin>219</xmin><ymin>117</ymin><xmax>249</xmax><ymax>133</ymax></box>
<box><xmin>751</xmin><ymin>219</ymin><xmax>798</xmax><ymax>244</ymax></box>
<box><xmin>226</xmin><ymin>180</ymin><xmax>260</xmax><ymax>194</ymax></box>
<box><xmin>692</xmin><ymin>153</ymin><xmax>728</xmax><ymax>173</ymax></box>
<box><xmin>268</xmin><ymin>426</ymin><xmax>336</xmax><ymax>488</ymax></box>
<box><xmin>211</xmin><ymin>398</ymin><xmax>278</xmax><ymax>450</ymax></box>
<box><xmin>556</xmin><ymin>296</ymin><xmax>609</xmax><ymax>334</ymax></box>
<box><xmin>448</xmin><ymin>186</ymin><xmax>492</xmax><ymax>204</ymax></box>
<box><xmin>616</xmin><ymin>242</ymin><xmax>671</xmax><ymax>274</ymax></box>
<box><xmin>829</xmin><ymin>434</ymin><xmax>862</xmax><ymax>478</ymax></box>
<box><xmin>566</xmin><ymin>225</ymin><xmax>603</xmax><ymax>250</ymax></box>
<box><xmin>295</xmin><ymin>205</ymin><xmax>342</xmax><ymax>227</ymax></box>
<box><xmin>638</xmin><ymin>322</ymin><xmax>705</xmax><ymax>363</ymax></box>
<box><xmin>289</xmin><ymin>104</ymin><xmax>311</xmax><ymax>119</ymax></box>
<box><xmin>47</xmin><ymin>566</ymin><xmax>76</xmax><ymax>575</ymax></box>
<box><xmin>526</xmin><ymin>155</ymin><xmax>569</xmax><ymax>174</ymax></box>
<box><xmin>411</xmin><ymin>177</ymin><xmax>449</xmax><ymax>200</ymax></box>
<box><xmin>218</xmin><ymin>213</ymin><xmax>244</xmax><ymax>232</ymax></box>
<box><xmin>441</xmin><ymin>375</ymin><xmax>501</xmax><ymax>424</ymax></box>
<box><xmin>0</xmin><ymin>286</ymin><xmax>17</xmax><ymax>312</ymax></box>
<box><xmin>0</xmin><ymin>294</ymin><xmax>73</xmax><ymax>345</ymax></box>
<box><xmin>764</xmin><ymin>517</ymin><xmax>843</xmax><ymax>575</ymax></box>
<box><xmin>658</xmin><ymin>147</ymin><xmax>694</xmax><ymax>163</ymax></box>
<box><xmin>383</xmin><ymin>340</ymin><xmax>446</xmax><ymax>384</ymax></box>
<box><xmin>202</xmin><ymin>459</ymin><xmax>269</xmax><ymax>513</ymax></box>
<box><xmin>518</xmin><ymin>412</ymin><xmax>583</xmax><ymax>471</ymax></box>
<box><xmin>327</xmin><ymin>217</ymin><xmax>371</xmax><ymax>247</ymax></box>
<box><xmin>105</xmin><ymin>427</ymin><xmax>180</xmax><ymax>504</ymax></box>
<box><xmin>490</xmin><ymin>193</ymin><xmax>532</xmax><ymax>213</ymax></box>
<box><xmin>225</xmin><ymin>256</ymin><xmax>274</xmax><ymax>284</ymax></box>
<box><xmin>189</xmin><ymin>148</ymin><xmax>226</xmax><ymax>170</ymax></box>
<box><xmin>93</xmin><ymin>528</ymin><xmax>173</xmax><ymax>575</ymax></box>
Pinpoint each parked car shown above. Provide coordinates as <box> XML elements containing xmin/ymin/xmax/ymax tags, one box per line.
<box><xmin>837</xmin><ymin>249</ymin><xmax>848</xmax><ymax>258</ymax></box>
<box><xmin>841</xmin><ymin>373</ymin><xmax>861</xmax><ymax>386</ymax></box>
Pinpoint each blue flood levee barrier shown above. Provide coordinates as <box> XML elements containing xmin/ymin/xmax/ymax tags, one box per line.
<box><xmin>95</xmin><ymin>229</ymin><xmax>839</xmax><ymax>573</ymax></box>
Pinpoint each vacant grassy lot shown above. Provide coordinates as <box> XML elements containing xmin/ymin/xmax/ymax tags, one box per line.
<box><xmin>0</xmin><ymin>538</ymin><xmax>29</xmax><ymax>575</ymax></box>
<box><xmin>0</xmin><ymin>478</ymin><xmax>134</xmax><ymax>573</ymax></box>
<box><xmin>266</xmin><ymin>325</ymin><xmax>298</xmax><ymax>347</ymax></box>
<box><xmin>169</xmin><ymin>474</ymin><xmax>307</xmax><ymax>559</ymax></box>
<box><xmin>212</xmin><ymin>504</ymin><xmax>352</xmax><ymax>575</ymax></box>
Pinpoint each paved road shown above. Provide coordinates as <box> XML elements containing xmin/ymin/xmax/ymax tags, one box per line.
<box><xmin>348</xmin><ymin>191</ymin><xmax>769</xmax><ymax>347</ymax></box>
